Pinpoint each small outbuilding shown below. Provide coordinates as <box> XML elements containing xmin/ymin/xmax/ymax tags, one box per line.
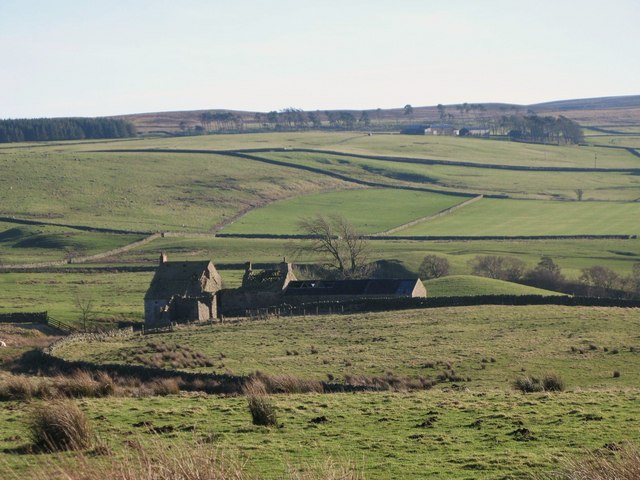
<box><xmin>144</xmin><ymin>254</ymin><xmax>222</xmax><ymax>329</ymax></box>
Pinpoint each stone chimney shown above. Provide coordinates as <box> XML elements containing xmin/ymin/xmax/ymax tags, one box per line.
<box><xmin>159</xmin><ymin>252</ymin><xmax>168</xmax><ymax>265</ymax></box>
<box><xmin>242</xmin><ymin>261</ymin><xmax>253</xmax><ymax>287</ymax></box>
<box><xmin>279</xmin><ymin>257</ymin><xmax>296</xmax><ymax>289</ymax></box>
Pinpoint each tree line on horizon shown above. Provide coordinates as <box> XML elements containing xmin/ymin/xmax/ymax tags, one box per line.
<box><xmin>0</xmin><ymin>118</ymin><xmax>136</xmax><ymax>143</ymax></box>
<box><xmin>191</xmin><ymin>105</ymin><xmax>583</xmax><ymax>145</ymax></box>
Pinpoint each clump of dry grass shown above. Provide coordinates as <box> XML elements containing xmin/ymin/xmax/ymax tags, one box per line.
<box><xmin>243</xmin><ymin>378</ymin><xmax>278</xmax><ymax>427</ymax></box>
<box><xmin>28</xmin><ymin>398</ymin><xmax>92</xmax><ymax>452</ymax></box>
<box><xmin>0</xmin><ymin>373</ymin><xmax>45</xmax><ymax>400</ymax></box>
<box><xmin>514</xmin><ymin>373</ymin><xmax>566</xmax><ymax>393</ymax></box>
<box><xmin>288</xmin><ymin>458</ymin><xmax>365</xmax><ymax>480</ymax></box>
<box><xmin>343</xmin><ymin>372</ymin><xmax>436</xmax><ymax>391</ymax></box>
<box><xmin>538</xmin><ymin>445</ymin><xmax>640</xmax><ymax>480</ymax></box>
<box><xmin>252</xmin><ymin>371</ymin><xmax>324</xmax><ymax>394</ymax></box>
<box><xmin>13</xmin><ymin>440</ymin><xmax>365</xmax><ymax>480</ymax></box>
<box><xmin>148</xmin><ymin>377</ymin><xmax>181</xmax><ymax>396</ymax></box>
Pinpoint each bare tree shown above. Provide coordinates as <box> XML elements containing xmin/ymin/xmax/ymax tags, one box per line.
<box><xmin>297</xmin><ymin>214</ymin><xmax>371</xmax><ymax>279</ymax></box>
<box><xmin>74</xmin><ymin>290</ymin><xmax>95</xmax><ymax>332</ymax></box>
<box><xmin>418</xmin><ymin>255</ymin><xmax>450</xmax><ymax>279</ymax></box>
<box><xmin>469</xmin><ymin>255</ymin><xmax>526</xmax><ymax>282</ymax></box>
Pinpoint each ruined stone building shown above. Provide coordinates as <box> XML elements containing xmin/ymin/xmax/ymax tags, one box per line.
<box><xmin>218</xmin><ymin>260</ymin><xmax>297</xmax><ymax>316</ymax></box>
<box><xmin>144</xmin><ymin>254</ymin><xmax>222</xmax><ymax>329</ymax></box>
<box><xmin>143</xmin><ymin>256</ymin><xmax>427</xmax><ymax>327</ymax></box>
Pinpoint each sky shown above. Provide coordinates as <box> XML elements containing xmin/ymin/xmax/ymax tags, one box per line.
<box><xmin>1</xmin><ymin>0</ymin><xmax>639</xmax><ymax>118</ymax></box>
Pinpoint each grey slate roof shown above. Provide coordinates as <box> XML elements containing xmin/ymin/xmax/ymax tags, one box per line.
<box><xmin>283</xmin><ymin>279</ymin><xmax>420</xmax><ymax>297</ymax></box>
<box><xmin>144</xmin><ymin>261</ymin><xmax>218</xmax><ymax>300</ymax></box>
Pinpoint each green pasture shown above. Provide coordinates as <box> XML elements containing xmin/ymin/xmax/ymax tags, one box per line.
<box><xmin>221</xmin><ymin>188</ymin><xmax>466</xmax><ymax>235</ymax></box>
<box><xmin>423</xmin><ymin>275</ymin><xmax>564</xmax><ymax>296</ymax></box>
<box><xmin>0</xmin><ymin>149</ymin><xmax>348</xmax><ymax>232</ymax></box>
<box><xmin>0</xmin><ymin>221</ymin><xmax>143</xmax><ymax>264</ymax></box>
<box><xmin>93</xmin><ymin>236</ymin><xmax>640</xmax><ymax>280</ymax></box>
<box><xmin>261</xmin><ymin>151</ymin><xmax>640</xmax><ymax>200</ymax></box>
<box><xmin>399</xmin><ymin>198</ymin><xmax>640</xmax><ymax>236</ymax></box>
<box><xmin>57</xmin><ymin>305</ymin><xmax>640</xmax><ymax>389</ymax></box>
<box><xmin>64</xmin><ymin>131</ymin><xmax>640</xmax><ymax>169</ymax></box>
<box><xmin>0</xmin><ymin>272</ymin><xmax>150</xmax><ymax>324</ymax></box>
<box><xmin>2</xmin><ymin>389</ymin><xmax>640</xmax><ymax>479</ymax></box>
<box><xmin>587</xmin><ymin>135</ymin><xmax>640</xmax><ymax>148</ymax></box>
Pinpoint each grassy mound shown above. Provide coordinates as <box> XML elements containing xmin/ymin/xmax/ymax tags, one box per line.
<box><xmin>423</xmin><ymin>275</ymin><xmax>564</xmax><ymax>297</ymax></box>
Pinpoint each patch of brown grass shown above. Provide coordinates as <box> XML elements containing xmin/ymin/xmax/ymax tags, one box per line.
<box><xmin>28</xmin><ymin>398</ymin><xmax>92</xmax><ymax>452</ymax></box>
<box><xmin>252</xmin><ymin>371</ymin><xmax>324</xmax><ymax>394</ymax></box>
<box><xmin>11</xmin><ymin>439</ymin><xmax>365</xmax><ymax>480</ymax></box>
<box><xmin>539</xmin><ymin>444</ymin><xmax>640</xmax><ymax>480</ymax></box>
<box><xmin>243</xmin><ymin>378</ymin><xmax>278</xmax><ymax>427</ymax></box>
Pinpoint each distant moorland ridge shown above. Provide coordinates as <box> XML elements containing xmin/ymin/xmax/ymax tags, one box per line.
<box><xmin>115</xmin><ymin>95</ymin><xmax>640</xmax><ymax>134</ymax></box>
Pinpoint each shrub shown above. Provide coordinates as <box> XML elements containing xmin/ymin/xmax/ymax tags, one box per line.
<box><xmin>613</xmin><ymin>370</ymin><xmax>621</xmax><ymax>378</ymax></box>
<box><xmin>28</xmin><ymin>398</ymin><xmax>92</xmax><ymax>451</ymax></box>
<box><xmin>418</xmin><ymin>255</ymin><xmax>450</xmax><ymax>279</ymax></box>
<box><xmin>469</xmin><ymin>255</ymin><xmax>526</xmax><ymax>282</ymax></box>
<box><xmin>243</xmin><ymin>379</ymin><xmax>278</xmax><ymax>426</ymax></box>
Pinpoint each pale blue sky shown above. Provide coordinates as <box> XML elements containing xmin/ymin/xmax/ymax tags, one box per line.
<box><xmin>1</xmin><ymin>0</ymin><xmax>638</xmax><ymax>118</ymax></box>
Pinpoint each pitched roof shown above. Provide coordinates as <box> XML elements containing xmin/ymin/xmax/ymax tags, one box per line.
<box><xmin>283</xmin><ymin>279</ymin><xmax>421</xmax><ymax>297</ymax></box>
<box><xmin>144</xmin><ymin>260</ymin><xmax>220</xmax><ymax>300</ymax></box>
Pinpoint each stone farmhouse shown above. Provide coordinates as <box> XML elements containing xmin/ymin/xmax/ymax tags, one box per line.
<box><xmin>144</xmin><ymin>255</ymin><xmax>426</xmax><ymax>328</ymax></box>
<box><xmin>144</xmin><ymin>254</ymin><xmax>222</xmax><ymax>329</ymax></box>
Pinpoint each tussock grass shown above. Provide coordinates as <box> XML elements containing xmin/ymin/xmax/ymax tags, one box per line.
<box><xmin>539</xmin><ymin>445</ymin><xmax>640</xmax><ymax>480</ymax></box>
<box><xmin>253</xmin><ymin>371</ymin><xmax>324</xmax><ymax>394</ymax></box>
<box><xmin>28</xmin><ymin>398</ymin><xmax>92</xmax><ymax>452</ymax></box>
<box><xmin>13</xmin><ymin>438</ymin><xmax>365</xmax><ymax>480</ymax></box>
<box><xmin>243</xmin><ymin>378</ymin><xmax>278</xmax><ymax>427</ymax></box>
<box><xmin>514</xmin><ymin>373</ymin><xmax>566</xmax><ymax>393</ymax></box>
<box><xmin>343</xmin><ymin>372</ymin><xmax>436</xmax><ymax>391</ymax></box>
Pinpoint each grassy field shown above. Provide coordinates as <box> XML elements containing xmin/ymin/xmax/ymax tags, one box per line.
<box><xmin>13</xmin><ymin>304</ymin><xmax>634</xmax><ymax>478</ymax></box>
<box><xmin>2</xmin><ymin>389</ymin><xmax>639</xmax><ymax>479</ymax></box>
<box><xmin>0</xmin><ymin>272</ymin><xmax>151</xmax><ymax>324</ymax></box>
<box><xmin>56</xmin><ymin>305</ymin><xmax>640</xmax><ymax>387</ymax></box>
<box><xmin>62</xmin><ymin>131</ymin><xmax>640</xmax><ymax>169</ymax></box>
<box><xmin>398</xmin><ymin>198</ymin><xmax>640</xmax><ymax>236</ymax></box>
<box><xmin>423</xmin><ymin>275</ymin><xmax>564</xmax><ymax>297</ymax></box>
<box><xmin>221</xmin><ymin>188</ymin><xmax>466</xmax><ymax>234</ymax></box>
<box><xmin>0</xmin><ymin>221</ymin><xmax>144</xmax><ymax>264</ymax></box>
<box><xmin>2</xmin><ymin>122</ymin><xmax>640</xmax><ymax>479</ymax></box>
<box><xmin>90</xmin><ymin>235</ymin><xmax>640</xmax><ymax>279</ymax></box>
<box><xmin>261</xmin><ymin>151</ymin><xmax>640</xmax><ymax>201</ymax></box>
<box><xmin>0</xmin><ymin>149</ymin><xmax>349</xmax><ymax>232</ymax></box>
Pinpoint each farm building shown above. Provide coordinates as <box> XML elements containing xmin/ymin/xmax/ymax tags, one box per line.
<box><xmin>282</xmin><ymin>278</ymin><xmax>426</xmax><ymax>302</ymax></box>
<box><xmin>144</xmin><ymin>254</ymin><xmax>222</xmax><ymax>329</ymax></box>
<box><xmin>219</xmin><ymin>260</ymin><xmax>298</xmax><ymax>316</ymax></box>
<box><xmin>425</xmin><ymin>123</ymin><xmax>455</xmax><ymax>136</ymax></box>
<box><xmin>144</xmin><ymin>256</ymin><xmax>426</xmax><ymax>320</ymax></box>
<box><xmin>400</xmin><ymin>124</ymin><xmax>428</xmax><ymax>135</ymax></box>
